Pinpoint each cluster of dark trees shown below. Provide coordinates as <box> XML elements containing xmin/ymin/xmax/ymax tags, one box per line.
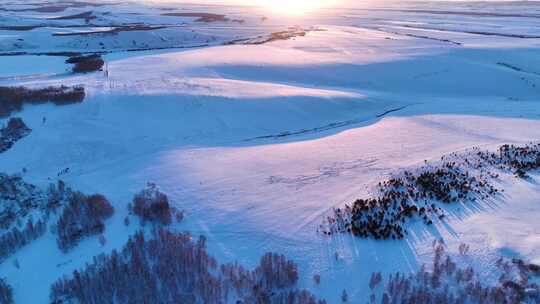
<box><xmin>0</xmin><ymin>218</ymin><xmax>46</xmax><ymax>262</ymax></box>
<box><xmin>323</xmin><ymin>142</ymin><xmax>540</xmax><ymax>240</ymax></box>
<box><xmin>0</xmin><ymin>85</ymin><xmax>85</xmax><ymax>117</ymax></box>
<box><xmin>0</xmin><ymin>278</ymin><xmax>13</xmax><ymax>304</ymax></box>
<box><xmin>46</xmin><ymin>180</ymin><xmax>71</xmax><ymax>212</ymax></box>
<box><xmin>56</xmin><ymin>192</ymin><xmax>114</xmax><ymax>252</ymax></box>
<box><xmin>51</xmin><ymin>228</ymin><xmax>326</xmax><ymax>304</ymax></box>
<box><xmin>66</xmin><ymin>54</ymin><xmax>104</xmax><ymax>73</ymax></box>
<box><xmin>255</xmin><ymin>252</ymin><xmax>299</xmax><ymax>290</ymax></box>
<box><xmin>132</xmin><ymin>183</ymin><xmax>174</xmax><ymax>225</ymax></box>
<box><xmin>0</xmin><ymin>175</ymin><xmax>75</xmax><ymax>261</ymax></box>
<box><xmin>324</xmin><ymin>161</ymin><xmax>498</xmax><ymax>239</ymax></box>
<box><xmin>437</xmin><ymin>144</ymin><xmax>540</xmax><ymax>179</ymax></box>
<box><xmin>0</xmin><ymin>173</ymin><xmax>50</xmax><ymax>262</ymax></box>
<box><xmin>0</xmin><ymin>173</ymin><xmax>42</xmax><ymax>229</ymax></box>
<box><xmin>497</xmin><ymin>143</ymin><xmax>540</xmax><ymax>177</ymax></box>
<box><xmin>370</xmin><ymin>240</ymin><xmax>540</xmax><ymax>304</ymax></box>
<box><xmin>0</xmin><ymin>117</ymin><xmax>31</xmax><ymax>154</ymax></box>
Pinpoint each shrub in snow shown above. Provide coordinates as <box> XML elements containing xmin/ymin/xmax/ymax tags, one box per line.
<box><xmin>341</xmin><ymin>289</ymin><xmax>348</xmax><ymax>302</ymax></box>
<box><xmin>0</xmin><ymin>85</ymin><xmax>85</xmax><ymax>117</ymax></box>
<box><xmin>56</xmin><ymin>192</ymin><xmax>114</xmax><ymax>252</ymax></box>
<box><xmin>132</xmin><ymin>183</ymin><xmax>173</xmax><ymax>225</ymax></box>
<box><xmin>322</xmin><ymin>142</ymin><xmax>540</xmax><ymax>240</ymax></box>
<box><xmin>0</xmin><ymin>117</ymin><xmax>31</xmax><ymax>153</ymax></box>
<box><xmin>0</xmin><ymin>278</ymin><xmax>13</xmax><ymax>304</ymax></box>
<box><xmin>175</xmin><ymin>209</ymin><xmax>184</xmax><ymax>222</ymax></box>
<box><xmin>98</xmin><ymin>235</ymin><xmax>107</xmax><ymax>247</ymax></box>
<box><xmin>51</xmin><ymin>228</ymin><xmax>326</xmax><ymax>304</ymax></box>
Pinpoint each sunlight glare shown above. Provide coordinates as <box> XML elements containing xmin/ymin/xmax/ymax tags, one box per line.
<box><xmin>259</xmin><ymin>0</ymin><xmax>340</xmax><ymax>15</ymax></box>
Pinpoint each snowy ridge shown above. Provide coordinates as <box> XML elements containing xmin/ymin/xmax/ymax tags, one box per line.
<box><xmin>0</xmin><ymin>0</ymin><xmax>540</xmax><ymax>303</ymax></box>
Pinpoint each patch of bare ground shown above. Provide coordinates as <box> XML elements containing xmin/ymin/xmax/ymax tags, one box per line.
<box><xmin>396</xmin><ymin>9</ymin><xmax>540</xmax><ymax>19</ymax></box>
<box><xmin>161</xmin><ymin>12</ymin><xmax>230</xmax><ymax>23</ymax></box>
<box><xmin>0</xmin><ymin>85</ymin><xmax>85</xmax><ymax>117</ymax></box>
<box><xmin>0</xmin><ymin>25</ymin><xmax>42</xmax><ymax>31</ymax></box>
<box><xmin>52</xmin><ymin>24</ymin><xmax>167</xmax><ymax>36</ymax></box>
<box><xmin>228</xmin><ymin>27</ymin><xmax>318</xmax><ymax>46</ymax></box>
<box><xmin>49</xmin><ymin>11</ymin><xmax>96</xmax><ymax>21</ymax></box>
<box><xmin>321</xmin><ymin>142</ymin><xmax>540</xmax><ymax>240</ymax></box>
<box><xmin>399</xmin><ymin>24</ymin><xmax>540</xmax><ymax>39</ymax></box>
<box><xmin>0</xmin><ymin>51</ymin><xmax>83</xmax><ymax>57</ymax></box>
<box><xmin>358</xmin><ymin>26</ymin><xmax>462</xmax><ymax>45</ymax></box>
<box><xmin>1</xmin><ymin>1</ymin><xmax>119</xmax><ymax>13</ymax></box>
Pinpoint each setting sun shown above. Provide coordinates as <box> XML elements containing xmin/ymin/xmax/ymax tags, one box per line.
<box><xmin>259</xmin><ymin>0</ymin><xmax>341</xmax><ymax>15</ymax></box>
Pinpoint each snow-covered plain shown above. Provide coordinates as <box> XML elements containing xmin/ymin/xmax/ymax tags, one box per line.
<box><xmin>1</xmin><ymin>0</ymin><xmax>540</xmax><ymax>303</ymax></box>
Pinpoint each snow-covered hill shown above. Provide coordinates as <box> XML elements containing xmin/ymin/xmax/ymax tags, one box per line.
<box><xmin>1</xmin><ymin>0</ymin><xmax>540</xmax><ymax>303</ymax></box>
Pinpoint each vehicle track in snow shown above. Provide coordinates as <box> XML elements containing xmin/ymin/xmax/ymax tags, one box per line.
<box><xmin>244</xmin><ymin>104</ymin><xmax>413</xmax><ymax>142</ymax></box>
